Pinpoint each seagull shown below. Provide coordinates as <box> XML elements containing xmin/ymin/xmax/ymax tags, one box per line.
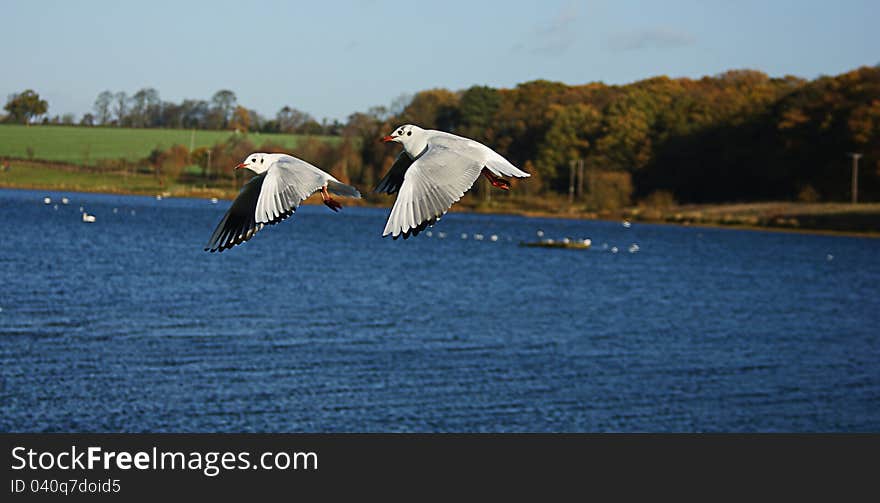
<box><xmin>204</xmin><ymin>152</ymin><xmax>360</xmax><ymax>252</ymax></box>
<box><xmin>376</xmin><ymin>124</ymin><xmax>529</xmax><ymax>239</ymax></box>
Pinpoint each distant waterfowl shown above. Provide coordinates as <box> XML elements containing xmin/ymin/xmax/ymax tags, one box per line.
<box><xmin>204</xmin><ymin>152</ymin><xmax>360</xmax><ymax>253</ymax></box>
<box><xmin>611</xmin><ymin>246</ymin><xmax>619</xmax><ymax>253</ymax></box>
<box><xmin>82</xmin><ymin>212</ymin><xmax>96</xmax><ymax>223</ymax></box>
<box><xmin>461</xmin><ymin>233</ymin><xmax>468</xmax><ymax>240</ymax></box>
<box><xmin>376</xmin><ymin>124</ymin><xmax>529</xmax><ymax>239</ymax></box>
<box><xmin>536</xmin><ymin>230</ymin><xmax>544</xmax><ymax>238</ymax></box>
<box><xmin>61</xmin><ymin>197</ymin><xmax>69</xmax><ymax>205</ymax></box>
<box><xmin>210</xmin><ymin>197</ymin><xmax>219</xmax><ymax>204</ymax></box>
<box><xmin>520</xmin><ymin>236</ymin><xmax>590</xmax><ymax>249</ymax></box>
<box><xmin>474</xmin><ymin>234</ymin><xmax>484</xmax><ymax>241</ymax></box>
<box><xmin>43</xmin><ymin>197</ymin><xmax>51</xmax><ymax>205</ymax></box>
<box><xmin>490</xmin><ymin>235</ymin><xmax>498</xmax><ymax>242</ymax></box>
<box><xmin>622</xmin><ymin>220</ymin><xmax>632</xmax><ymax>228</ymax></box>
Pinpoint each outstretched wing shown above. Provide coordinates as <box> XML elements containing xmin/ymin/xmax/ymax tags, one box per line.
<box><xmin>429</xmin><ymin>129</ymin><xmax>530</xmax><ymax>179</ymax></box>
<box><xmin>254</xmin><ymin>155</ymin><xmax>329</xmax><ymax>226</ymax></box>
<box><xmin>374</xmin><ymin>150</ymin><xmax>414</xmax><ymax>195</ymax></box>
<box><xmin>382</xmin><ymin>143</ymin><xmax>484</xmax><ymax>239</ymax></box>
<box><xmin>204</xmin><ymin>173</ymin><xmax>267</xmax><ymax>253</ymax></box>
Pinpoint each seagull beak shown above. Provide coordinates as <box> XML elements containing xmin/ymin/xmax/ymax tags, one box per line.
<box><xmin>381</xmin><ymin>135</ymin><xmax>395</xmax><ymax>143</ymax></box>
<box><xmin>234</xmin><ymin>163</ymin><xmax>247</xmax><ymax>170</ymax></box>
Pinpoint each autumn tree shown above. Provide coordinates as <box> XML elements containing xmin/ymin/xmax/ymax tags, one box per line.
<box><xmin>230</xmin><ymin>105</ymin><xmax>252</xmax><ymax>132</ymax></box>
<box><xmin>536</xmin><ymin>103</ymin><xmax>601</xmax><ymax>190</ymax></box>
<box><xmin>457</xmin><ymin>85</ymin><xmax>501</xmax><ymax>142</ymax></box>
<box><xmin>398</xmin><ymin>89</ymin><xmax>459</xmax><ymax>130</ymax></box>
<box><xmin>4</xmin><ymin>90</ymin><xmax>48</xmax><ymax>125</ymax></box>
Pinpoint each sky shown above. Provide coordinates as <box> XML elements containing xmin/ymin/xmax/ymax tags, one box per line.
<box><xmin>2</xmin><ymin>0</ymin><xmax>878</xmax><ymax>123</ymax></box>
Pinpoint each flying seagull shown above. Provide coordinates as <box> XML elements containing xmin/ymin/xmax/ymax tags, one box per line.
<box><xmin>204</xmin><ymin>152</ymin><xmax>360</xmax><ymax>252</ymax></box>
<box><xmin>376</xmin><ymin>124</ymin><xmax>529</xmax><ymax>239</ymax></box>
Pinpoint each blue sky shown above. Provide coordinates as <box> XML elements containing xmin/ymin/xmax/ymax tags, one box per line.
<box><xmin>3</xmin><ymin>0</ymin><xmax>877</xmax><ymax>122</ymax></box>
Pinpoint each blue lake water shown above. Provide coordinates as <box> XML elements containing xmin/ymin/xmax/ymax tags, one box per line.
<box><xmin>0</xmin><ymin>188</ymin><xmax>878</xmax><ymax>432</ymax></box>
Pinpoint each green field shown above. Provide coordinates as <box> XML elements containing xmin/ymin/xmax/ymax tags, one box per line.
<box><xmin>0</xmin><ymin>124</ymin><xmax>338</xmax><ymax>166</ymax></box>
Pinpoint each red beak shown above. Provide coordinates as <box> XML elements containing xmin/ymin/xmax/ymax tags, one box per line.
<box><xmin>381</xmin><ymin>135</ymin><xmax>395</xmax><ymax>143</ymax></box>
<box><xmin>234</xmin><ymin>163</ymin><xmax>247</xmax><ymax>170</ymax></box>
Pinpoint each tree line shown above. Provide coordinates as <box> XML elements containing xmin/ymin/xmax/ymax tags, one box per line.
<box><xmin>3</xmin><ymin>88</ymin><xmax>343</xmax><ymax>135</ymax></box>
<box><xmin>87</xmin><ymin>88</ymin><xmax>344</xmax><ymax>135</ymax></box>
<box><xmin>341</xmin><ymin>66</ymin><xmax>880</xmax><ymax>205</ymax></box>
<box><xmin>4</xmin><ymin>65</ymin><xmax>879</xmax><ymax>205</ymax></box>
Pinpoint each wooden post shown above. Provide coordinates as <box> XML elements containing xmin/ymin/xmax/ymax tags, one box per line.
<box><xmin>848</xmin><ymin>153</ymin><xmax>862</xmax><ymax>204</ymax></box>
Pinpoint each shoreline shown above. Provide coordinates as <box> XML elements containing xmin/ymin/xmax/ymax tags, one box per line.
<box><xmin>5</xmin><ymin>181</ymin><xmax>879</xmax><ymax>240</ymax></box>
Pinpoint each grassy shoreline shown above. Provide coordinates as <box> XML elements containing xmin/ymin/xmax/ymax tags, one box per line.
<box><xmin>3</xmin><ymin>161</ymin><xmax>878</xmax><ymax>239</ymax></box>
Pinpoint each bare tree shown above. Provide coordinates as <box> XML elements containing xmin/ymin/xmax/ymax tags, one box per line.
<box><xmin>113</xmin><ymin>91</ymin><xmax>128</xmax><ymax>126</ymax></box>
<box><xmin>210</xmin><ymin>90</ymin><xmax>237</xmax><ymax>129</ymax></box>
<box><xmin>276</xmin><ymin>105</ymin><xmax>314</xmax><ymax>133</ymax></box>
<box><xmin>93</xmin><ymin>90</ymin><xmax>113</xmax><ymax>125</ymax></box>
<box><xmin>130</xmin><ymin>88</ymin><xmax>160</xmax><ymax>127</ymax></box>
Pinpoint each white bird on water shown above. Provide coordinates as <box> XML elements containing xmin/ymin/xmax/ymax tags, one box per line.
<box><xmin>204</xmin><ymin>152</ymin><xmax>360</xmax><ymax>253</ymax></box>
<box><xmin>82</xmin><ymin>212</ymin><xmax>96</xmax><ymax>223</ymax></box>
<box><xmin>375</xmin><ymin>124</ymin><xmax>529</xmax><ymax>239</ymax></box>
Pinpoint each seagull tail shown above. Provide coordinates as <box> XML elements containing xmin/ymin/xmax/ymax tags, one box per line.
<box><xmin>327</xmin><ymin>180</ymin><xmax>362</xmax><ymax>199</ymax></box>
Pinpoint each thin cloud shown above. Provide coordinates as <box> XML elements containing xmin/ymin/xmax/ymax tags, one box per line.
<box><xmin>514</xmin><ymin>2</ymin><xmax>579</xmax><ymax>55</ymax></box>
<box><xmin>608</xmin><ymin>27</ymin><xmax>696</xmax><ymax>51</ymax></box>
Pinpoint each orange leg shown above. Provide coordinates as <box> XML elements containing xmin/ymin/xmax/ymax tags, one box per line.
<box><xmin>482</xmin><ymin>169</ymin><xmax>511</xmax><ymax>190</ymax></box>
<box><xmin>321</xmin><ymin>186</ymin><xmax>342</xmax><ymax>212</ymax></box>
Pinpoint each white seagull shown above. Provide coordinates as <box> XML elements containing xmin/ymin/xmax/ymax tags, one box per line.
<box><xmin>204</xmin><ymin>152</ymin><xmax>360</xmax><ymax>252</ymax></box>
<box><xmin>376</xmin><ymin>124</ymin><xmax>529</xmax><ymax>239</ymax></box>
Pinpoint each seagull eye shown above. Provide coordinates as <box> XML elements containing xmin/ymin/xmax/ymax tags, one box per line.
<box><xmin>407</xmin><ymin>131</ymin><xmax>412</xmax><ymax>136</ymax></box>
<box><xmin>260</xmin><ymin>158</ymin><xmax>264</xmax><ymax>164</ymax></box>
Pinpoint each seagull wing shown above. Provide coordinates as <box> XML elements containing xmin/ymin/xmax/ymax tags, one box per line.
<box><xmin>430</xmin><ymin>130</ymin><xmax>531</xmax><ymax>179</ymax></box>
<box><xmin>204</xmin><ymin>155</ymin><xmax>332</xmax><ymax>252</ymax></box>
<box><xmin>382</xmin><ymin>142</ymin><xmax>484</xmax><ymax>239</ymax></box>
<box><xmin>204</xmin><ymin>173</ymin><xmax>268</xmax><ymax>252</ymax></box>
<box><xmin>253</xmin><ymin>155</ymin><xmax>330</xmax><ymax>226</ymax></box>
<box><xmin>374</xmin><ymin>150</ymin><xmax>414</xmax><ymax>194</ymax></box>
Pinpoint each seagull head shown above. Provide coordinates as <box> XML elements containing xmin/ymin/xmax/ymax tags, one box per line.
<box><xmin>234</xmin><ymin>153</ymin><xmax>271</xmax><ymax>175</ymax></box>
<box><xmin>382</xmin><ymin>124</ymin><xmax>427</xmax><ymax>157</ymax></box>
